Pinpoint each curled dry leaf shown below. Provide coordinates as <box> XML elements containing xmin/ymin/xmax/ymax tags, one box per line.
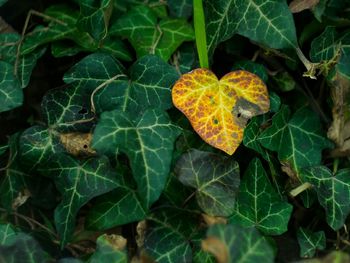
<box><xmin>202</xmin><ymin>214</ymin><xmax>228</xmax><ymax>226</ymax></box>
<box><xmin>136</xmin><ymin>220</ymin><xmax>147</xmax><ymax>248</ymax></box>
<box><xmin>328</xmin><ymin>73</ymin><xmax>350</xmax><ymax>157</ymax></box>
<box><xmin>172</xmin><ymin>68</ymin><xmax>269</xmax><ymax>155</ymax></box>
<box><xmin>202</xmin><ymin>237</ymin><xmax>228</xmax><ymax>263</ymax></box>
<box><xmin>103</xmin><ymin>234</ymin><xmax>127</xmax><ymax>250</ymax></box>
<box><xmin>12</xmin><ymin>189</ymin><xmax>31</xmax><ymax>210</ymax></box>
<box><xmin>289</xmin><ymin>0</ymin><xmax>319</xmax><ymax>13</ymax></box>
<box><xmin>59</xmin><ymin>132</ymin><xmax>96</xmax><ymax>157</ymax></box>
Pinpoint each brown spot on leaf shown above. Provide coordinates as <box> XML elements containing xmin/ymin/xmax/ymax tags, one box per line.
<box><xmin>202</xmin><ymin>237</ymin><xmax>228</xmax><ymax>263</ymax></box>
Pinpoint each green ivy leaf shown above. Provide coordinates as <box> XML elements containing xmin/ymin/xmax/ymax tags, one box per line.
<box><xmin>144</xmin><ymin>208</ymin><xmax>199</xmax><ymax>263</ymax></box>
<box><xmin>258</xmin><ymin>106</ymin><xmax>332</xmax><ymax>175</ymax></box>
<box><xmin>0</xmin><ymin>224</ymin><xmax>16</xmax><ymax>245</ymax></box>
<box><xmin>233</xmin><ymin>0</ymin><xmax>297</xmax><ymax>49</ymax></box>
<box><xmin>86</xmin><ymin>188</ymin><xmax>146</xmax><ymax>230</ymax></box>
<box><xmin>41</xmin><ymin>86</ymin><xmax>94</xmax><ymax>131</ymax></box>
<box><xmin>0</xmin><ymin>134</ymin><xmax>27</xmax><ymax>211</ymax></box>
<box><xmin>0</xmin><ymin>61</ymin><xmax>22</xmax><ymax>113</ymax></box>
<box><xmin>297</xmin><ymin>227</ymin><xmax>326</xmax><ymax>258</ymax></box>
<box><xmin>203</xmin><ymin>224</ymin><xmax>275</xmax><ymax>262</ymax></box>
<box><xmin>167</xmin><ymin>0</ymin><xmax>193</xmax><ymax>18</ymax></box>
<box><xmin>19</xmin><ymin>126</ymin><xmax>65</xmax><ymax>169</ymax></box>
<box><xmin>0</xmin><ymin>33</ymin><xmax>46</xmax><ymax>88</ymax></box>
<box><xmin>243</xmin><ymin>116</ymin><xmax>269</xmax><ymax>159</ymax></box>
<box><xmin>89</xmin><ymin>234</ymin><xmax>128</xmax><ymax>263</ymax></box>
<box><xmin>93</xmin><ymin>55</ymin><xmax>180</xmax><ymax>117</ymax></box>
<box><xmin>204</xmin><ymin>0</ymin><xmax>237</xmax><ymax>58</ymax></box>
<box><xmin>0</xmin><ymin>233</ymin><xmax>51</xmax><ymax>263</ymax></box>
<box><xmin>77</xmin><ymin>0</ymin><xmax>114</xmax><ymax>41</ymax></box>
<box><xmin>0</xmin><ymin>144</ymin><xmax>8</xmax><ymax>156</ymax></box>
<box><xmin>229</xmin><ymin>158</ymin><xmax>292</xmax><ymax>235</ymax></box>
<box><xmin>175</xmin><ymin>149</ymin><xmax>240</xmax><ymax>217</ymax></box>
<box><xmin>41</xmin><ymin>154</ymin><xmax>119</xmax><ymax>247</ymax></box>
<box><xmin>92</xmin><ymin>109</ymin><xmax>181</xmax><ymax>208</ymax></box>
<box><xmin>300</xmin><ymin>166</ymin><xmax>350</xmax><ymax>230</ymax></box>
<box><xmin>310</xmin><ymin>26</ymin><xmax>338</xmax><ymax>62</ymax></box>
<box><xmin>110</xmin><ymin>5</ymin><xmax>194</xmax><ymax>61</ymax></box>
<box><xmin>63</xmin><ymin>52</ymin><xmax>126</xmax><ymax>92</ymax></box>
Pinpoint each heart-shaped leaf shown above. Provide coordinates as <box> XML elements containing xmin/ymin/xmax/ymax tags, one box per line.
<box><xmin>172</xmin><ymin>68</ymin><xmax>269</xmax><ymax>155</ymax></box>
<box><xmin>297</xmin><ymin>227</ymin><xmax>326</xmax><ymax>258</ymax></box>
<box><xmin>229</xmin><ymin>158</ymin><xmax>292</xmax><ymax>235</ymax></box>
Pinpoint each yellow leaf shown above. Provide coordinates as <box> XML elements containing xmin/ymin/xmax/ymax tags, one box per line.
<box><xmin>172</xmin><ymin>68</ymin><xmax>269</xmax><ymax>155</ymax></box>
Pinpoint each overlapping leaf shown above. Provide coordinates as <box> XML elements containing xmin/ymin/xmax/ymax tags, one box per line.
<box><xmin>0</xmin><ymin>224</ymin><xmax>16</xmax><ymax>245</ymax></box>
<box><xmin>175</xmin><ymin>149</ymin><xmax>240</xmax><ymax>216</ymax></box>
<box><xmin>202</xmin><ymin>224</ymin><xmax>275</xmax><ymax>262</ymax></box>
<box><xmin>21</xmin><ymin>5</ymin><xmax>131</xmax><ymax>61</ymax></box>
<box><xmin>204</xmin><ymin>0</ymin><xmax>237</xmax><ymax>57</ymax></box>
<box><xmin>230</xmin><ymin>158</ymin><xmax>292</xmax><ymax>235</ymax></box>
<box><xmin>0</xmin><ymin>233</ymin><xmax>51</xmax><ymax>263</ymax></box>
<box><xmin>300</xmin><ymin>166</ymin><xmax>350</xmax><ymax>230</ymax></box>
<box><xmin>0</xmin><ymin>62</ymin><xmax>22</xmax><ymax>113</ymax></box>
<box><xmin>93</xmin><ymin>55</ymin><xmax>180</xmax><ymax>117</ymax></box>
<box><xmin>258</xmin><ymin>106</ymin><xmax>332</xmax><ymax>175</ymax></box>
<box><xmin>232</xmin><ymin>0</ymin><xmax>298</xmax><ymax>49</ymax></box>
<box><xmin>172</xmin><ymin>68</ymin><xmax>269</xmax><ymax>155</ymax></box>
<box><xmin>297</xmin><ymin>228</ymin><xmax>325</xmax><ymax>258</ymax></box>
<box><xmin>144</xmin><ymin>208</ymin><xmax>199</xmax><ymax>263</ymax></box>
<box><xmin>40</xmin><ymin>154</ymin><xmax>119</xmax><ymax>246</ymax></box>
<box><xmin>19</xmin><ymin>126</ymin><xmax>65</xmax><ymax>169</ymax></box>
<box><xmin>92</xmin><ymin>109</ymin><xmax>181</xmax><ymax>208</ymax></box>
<box><xmin>204</xmin><ymin>0</ymin><xmax>297</xmax><ymax>57</ymax></box>
<box><xmin>0</xmin><ymin>134</ymin><xmax>28</xmax><ymax>211</ymax></box>
<box><xmin>0</xmin><ymin>33</ymin><xmax>46</xmax><ymax>88</ymax></box>
<box><xmin>110</xmin><ymin>5</ymin><xmax>194</xmax><ymax>61</ymax></box>
<box><xmin>89</xmin><ymin>234</ymin><xmax>128</xmax><ymax>263</ymax></box>
<box><xmin>77</xmin><ymin>0</ymin><xmax>114</xmax><ymax>41</ymax></box>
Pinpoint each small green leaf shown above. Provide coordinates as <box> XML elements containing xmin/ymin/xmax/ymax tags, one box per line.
<box><xmin>0</xmin><ymin>224</ymin><xmax>16</xmax><ymax>245</ymax></box>
<box><xmin>233</xmin><ymin>0</ymin><xmax>297</xmax><ymax>49</ymax></box>
<box><xmin>19</xmin><ymin>126</ymin><xmax>65</xmax><ymax>169</ymax></box>
<box><xmin>41</xmin><ymin>154</ymin><xmax>119</xmax><ymax>247</ymax></box>
<box><xmin>93</xmin><ymin>55</ymin><xmax>180</xmax><ymax>117</ymax></box>
<box><xmin>0</xmin><ymin>134</ymin><xmax>27</xmax><ymax>211</ymax></box>
<box><xmin>110</xmin><ymin>5</ymin><xmax>194</xmax><ymax>61</ymax></box>
<box><xmin>272</xmin><ymin>72</ymin><xmax>296</xmax><ymax>92</ymax></box>
<box><xmin>297</xmin><ymin>227</ymin><xmax>325</xmax><ymax>258</ymax></box>
<box><xmin>0</xmin><ymin>233</ymin><xmax>51</xmax><ymax>263</ymax></box>
<box><xmin>77</xmin><ymin>0</ymin><xmax>114</xmax><ymax>41</ymax></box>
<box><xmin>269</xmin><ymin>92</ymin><xmax>281</xmax><ymax>113</ymax></box>
<box><xmin>144</xmin><ymin>208</ymin><xmax>199</xmax><ymax>263</ymax></box>
<box><xmin>175</xmin><ymin>149</ymin><xmax>240</xmax><ymax>217</ymax></box>
<box><xmin>204</xmin><ymin>0</ymin><xmax>237</xmax><ymax>58</ymax></box>
<box><xmin>89</xmin><ymin>234</ymin><xmax>128</xmax><ymax>263</ymax></box>
<box><xmin>300</xmin><ymin>166</ymin><xmax>350</xmax><ymax>230</ymax></box>
<box><xmin>203</xmin><ymin>224</ymin><xmax>275</xmax><ymax>263</ymax></box>
<box><xmin>0</xmin><ymin>33</ymin><xmax>46</xmax><ymax>88</ymax></box>
<box><xmin>310</xmin><ymin>26</ymin><xmax>338</xmax><ymax>63</ymax></box>
<box><xmin>230</xmin><ymin>158</ymin><xmax>292</xmax><ymax>235</ymax></box>
<box><xmin>0</xmin><ymin>61</ymin><xmax>22</xmax><ymax>113</ymax></box>
<box><xmin>258</xmin><ymin>106</ymin><xmax>332</xmax><ymax>175</ymax></box>
<box><xmin>92</xmin><ymin>109</ymin><xmax>181</xmax><ymax>208</ymax></box>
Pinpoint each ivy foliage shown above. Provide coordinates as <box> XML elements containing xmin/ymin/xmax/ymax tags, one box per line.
<box><xmin>0</xmin><ymin>0</ymin><xmax>350</xmax><ymax>262</ymax></box>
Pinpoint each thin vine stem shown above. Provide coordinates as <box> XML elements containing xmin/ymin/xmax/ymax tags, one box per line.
<box><xmin>193</xmin><ymin>0</ymin><xmax>209</xmax><ymax>68</ymax></box>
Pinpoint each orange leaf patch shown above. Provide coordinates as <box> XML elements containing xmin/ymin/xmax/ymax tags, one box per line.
<box><xmin>172</xmin><ymin>68</ymin><xmax>269</xmax><ymax>155</ymax></box>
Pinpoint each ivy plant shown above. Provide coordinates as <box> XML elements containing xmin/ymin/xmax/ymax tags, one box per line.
<box><xmin>1</xmin><ymin>0</ymin><xmax>350</xmax><ymax>262</ymax></box>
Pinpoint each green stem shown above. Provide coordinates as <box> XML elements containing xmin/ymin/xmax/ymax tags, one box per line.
<box><xmin>333</xmin><ymin>158</ymin><xmax>339</xmax><ymax>174</ymax></box>
<box><xmin>289</xmin><ymin>182</ymin><xmax>312</xmax><ymax>197</ymax></box>
<box><xmin>193</xmin><ymin>0</ymin><xmax>209</xmax><ymax>68</ymax></box>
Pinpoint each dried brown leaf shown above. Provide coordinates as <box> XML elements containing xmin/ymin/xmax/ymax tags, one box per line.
<box><xmin>202</xmin><ymin>236</ymin><xmax>228</xmax><ymax>263</ymax></box>
<box><xmin>289</xmin><ymin>0</ymin><xmax>319</xmax><ymax>13</ymax></box>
